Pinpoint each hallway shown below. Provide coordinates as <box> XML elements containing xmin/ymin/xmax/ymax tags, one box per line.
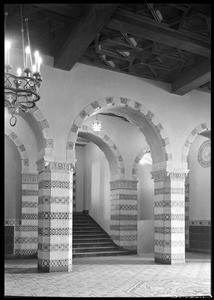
<box><xmin>4</xmin><ymin>252</ymin><xmax>211</xmax><ymax>297</ymax></box>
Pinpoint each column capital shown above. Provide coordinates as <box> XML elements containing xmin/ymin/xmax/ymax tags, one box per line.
<box><xmin>36</xmin><ymin>157</ymin><xmax>75</xmax><ymax>173</ymax></box>
<box><xmin>151</xmin><ymin>169</ymin><xmax>189</xmax><ymax>181</ymax></box>
<box><xmin>21</xmin><ymin>173</ymin><xmax>38</xmax><ymax>184</ymax></box>
<box><xmin>110</xmin><ymin>180</ymin><xmax>138</xmax><ymax>190</ymax></box>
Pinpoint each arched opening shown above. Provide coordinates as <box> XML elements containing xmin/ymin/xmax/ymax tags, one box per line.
<box><xmin>72</xmin><ymin>127</ymin><xmax>126</xmax><ymax>257</ymax></box>
<box><xmin>182</xmin><ymin>124</ymin><xmax>211</xmax><ymax>254</ymax></box>
<box><xmin>132</xmin><ymin>147</ymin><xmax>154</xmax><ymax>255</ymax></box>
<box><xmin>66</xmin><ymin>97</ymin><xmax>172</xmax><ymax>166</ymax></box>
<box><xmin>4</xmin><ymin>134</ymin><xmax>24</xmax><ymax>257</ymax></box>
<box><xmin>4</xmin><ymin>105</ymin><xmax>53</xmax><ymax>259</ymax></box>
<box><xmin>67</xmin><ymin>96</ymin><xmax>173</xmax><ymax>258</ymax></box>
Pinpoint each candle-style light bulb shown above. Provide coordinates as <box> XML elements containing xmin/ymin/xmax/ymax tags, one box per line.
<box><xmin>34</xmin><ymin>50</ymin><xmax>39</xmax><ymax>58</ymax></box>
<box><xmin>25</xmin><ymin>46</ymin><xmax>31</xmax><ymax>69</ymax></box>
<box><xmin>17</xmin><ymin>68</ymin><xmax>22</xmax><ymax>76</ymax></box>
<box><xmin>38</xmin><ymin>56</ymin><xmax>42</xmax><ymax>72</ymax></box>
<box><xmin>5</xmin><ymin>41</ymin><xmax>11</xmax><ymax>50</ymax></box>
<box><xmin>32</xmin><ymin>64</ymin><xmax>36</xmax><ymax>73</ymax></box>
<box><xmin>5</xmin><ymin>41</ymin><xmax>11</xmax><ymax>65</ymax></box>
<box><xmin>34</xmin><ymin>51</ymin><xmax>39</xmax><ymax>72</ymax></box>
<box><xmin>25</xmin><ymin>46</ymin><xmax>31</xmax><ymax>54</ymax></box>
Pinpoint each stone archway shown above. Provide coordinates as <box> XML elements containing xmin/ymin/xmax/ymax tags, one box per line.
<box><xmin>132</xmin><ymin>145</ymin><xmax>151</xmax><ymax>180</ymax></box>
<box><xmin>181</xmin><ymin>122</ymin><xmax>210</xmax><ymax>251</ymax></box>
<box><xmin>5</xmin><ymin>129</ymin><xmax>39</xmax><ymax>257</ymax></box>
<box><xmin>79</xmin><ymin>124</ymin><xmax>126</xmax><ymax>180</ymax></box>
<box><xmin>65</xmin><ymin>96</ymin><xmax>188</xmax><ymax>264</ymax></box>
<box><xmin>66</xmin><ymin>97</ymin><xmax>173</xmax><ymax>166</ymax></box>
<box><xmin>19</xmin><ymin>104</ymin><xmax>54</xmax><ymax>161</ymax></box>
<box><xmin>5</xmin><ymin>128</ymin><xmax>30</xmax><ymax>173</ymax></box>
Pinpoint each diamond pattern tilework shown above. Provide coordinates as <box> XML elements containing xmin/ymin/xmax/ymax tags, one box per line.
<box><xmin>19</xmin><ymin>174</ymin><xmax>39</xmax><ymax>258</ymax></box>
<box><xmin>38</xmin><ymin>196</ymin><xmax>71</xmax><ymax>205</ymax></box>
<box><xmin>153</xmin><ymin>170</ymin><xmax>185</xmax><ymax>264</ymax></box>
<box><xmin>110</xmin><ymin>180</ymin><xmax>137</xmax><ymax>250</ymax></box>
<box><xmin>37</xmin><ymin>161</ymin><xmax>73</xmax><ymax>272</ymax></box>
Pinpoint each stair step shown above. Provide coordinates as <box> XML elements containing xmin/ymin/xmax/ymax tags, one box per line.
<box><xmin>72</xmin><ymin>213</ymin><xmax>134</xmax><ymax>258</ymax></box>
<box><xmin>73</xmin><ymin>238</ymin><xmax>112</xmax><ymax>243</ymax></box>
<box><xmin>73</xmin><ymin>251</ymin><xmax>132</xmax><ymax>258</ymax></box>
<box><xmin>73</xmin><ymin>229</ymin><xmax>104</xmax><ymax>233</ymax></box>
<box><xmin>73</xmin><ymin>232</ymin><xmax>108</xmax><ymax>237</ymax></box>
<box><xmin>73</xmin><ymin>221</ymin><xmax>97</xmax><ymax>224</ymax></box>
<box><xmin>73</xmin><ymin>242</ymin><xmax>114</xmax><ymax>248</ymax></box>
<box><xmin>73</xmin><ymin>246</ymin><xmax>120</xmax><ymax>253</ymax></box>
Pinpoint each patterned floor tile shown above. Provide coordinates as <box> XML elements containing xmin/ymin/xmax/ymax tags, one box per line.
<box><xmin>4</xmin><ymin>253</ymin><xmax>211</xmax><ymax>297</ymax></box>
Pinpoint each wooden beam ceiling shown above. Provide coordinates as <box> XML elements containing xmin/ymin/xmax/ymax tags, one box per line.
<box><xmin>31</xmin><ymin>4</ymin><xmax>85</xmax><ymax>18</ymax></box>
<box><xmin>106</xmin><ymin>8</ymin><xmax>211</xmax><ymax>58</ymax></box>
<box><xmin>171</xmin><ymin>59</ymin><xmax>211</xmax><ymax>95</ymax></box>
<box><xmin>53</xmin><ymin>3</ymin><xmax>120</xmax><ymax>71</ymax></box>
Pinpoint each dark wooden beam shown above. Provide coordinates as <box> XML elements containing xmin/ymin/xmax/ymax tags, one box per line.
<box><xmin>31</xmin><ymin>4</ymin><xmax>85</xmax><ymax>18</ymax></box>
<box><xmin>171</xmin><ymin>59</ymin><xmax>211</xmax><ymax>95</ymax></box>
<box><xmin>79</xmin><ymin>57</ymin><xmax>170</xmax><ymax>83</ymax></box>
<box><xmin>106</xmin><ymin>9</ymin><xmax>211</xmax><ymax>58</ymax></box>
<box><xmin>54</xmin><ymin>4</ymin><xmax>120</xmax><ymax>71</ymax></box>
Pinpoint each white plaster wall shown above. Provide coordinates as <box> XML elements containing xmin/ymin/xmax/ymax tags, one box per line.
<box><xmin>137</xmin><ymin>153</ymin><xmax>154</xmax><ymax>220</ymax></box>
<box><xmin>75</xmin><ymin>145</ymin><xmax>85</xmax><ymax>212</ymax></box>
<box><xmin>188</xmin><ymin>135</ymin><xmax>211</xmax><ymax>220</ymax></box>
<box><xmin>9</xmin><ymin>50</ymin><xmax>211</xmax><ymax>169</ymax></box>
<box><xmin>137</xmin><ymin>220</ymin><xmax>154</xmax><ymax>254</ymax></box>
<box><xmin>84</xmin><ymin>142</ymin><xmax>111</xmax><ymax>235</ymax></box>
<box><xmin>5</xmin><ymin>136</ymin><xmax>22</xmax><ymax>219</ymax></box>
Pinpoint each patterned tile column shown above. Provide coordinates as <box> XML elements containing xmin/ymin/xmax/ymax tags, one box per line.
<box><xmin>36</xmin><ymin>159</ymin><xmax>73</xmax><ymax>272</ymax></box>
<box><xmin>185</xmin><ymin>174</ymin><xmax>190</xmax><ymax>250</ymax></box>
<box><xmin>152</xmin><ymin>170</ymin><xmax>186</xmax><ymax>264</ymax></box>
<box><xmin>110</xmin><ymin>180</ymin><xmax>138</xmax><ymax>251</ymax></box>
<box><xmin>19</xmin><ymin>173</ymin><xmax>38</xmax><ymax>257</ymax></box>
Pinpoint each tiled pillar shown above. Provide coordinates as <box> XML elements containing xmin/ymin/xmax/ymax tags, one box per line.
<box><xmin>185</xmin><ymin>174</ymin><xmax>189</xmax><ymax>250</ymax></box>
<box><xmin>110</xmin><ymin>180</ymin><xmax>138</xmax><ymax>251</ymax></box>
<box><xmin>36</xmin><ymin>159</ymin><xmax>73</xmax><ymax>272</ymax></box>
<box><xmin>152</xmin><ymin>170</ymin><xmax>186</xmax><ymax>264</ymax></box>
<box><xmin>19</xmin><ymin>173</ymin><xmax>38</xmax><ymax>257</ymax></box>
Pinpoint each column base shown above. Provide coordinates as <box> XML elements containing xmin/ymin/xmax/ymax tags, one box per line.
<box><xmin>155</xmin><ymin>253</ymin><xmax>185</xmax><ymax>264</ymax></box>
<box><xmin>38</xmin><ymin>258</ymin><xmax>72</xmax><ymax>272</ymax></box>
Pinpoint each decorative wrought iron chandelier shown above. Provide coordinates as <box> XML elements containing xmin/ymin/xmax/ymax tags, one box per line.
<box><xmin>4</xmin><ymin>5</ymin><xmax>42</xmax><ymax>126</ymax></box>
<box><xmin>92</xmin><ymin>114</ymin><xmax>102</xmax><ymax>132</ymax></box>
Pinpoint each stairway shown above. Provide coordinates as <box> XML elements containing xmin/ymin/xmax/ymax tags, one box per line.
<box><xmin>72</xmin><ymin>212</ymin><xmax>135</xmax><ymax>258</ymax></box>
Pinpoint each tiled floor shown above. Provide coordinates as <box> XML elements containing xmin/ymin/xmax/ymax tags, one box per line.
<box><xmin>4</xmin><ymin>252</ymin><xmax>211</xmax><ymax>297</ymax></box>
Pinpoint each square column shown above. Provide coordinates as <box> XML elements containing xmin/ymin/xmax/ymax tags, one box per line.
<box><xmin>36</xmin><ymin>159</ymin><xmax>73</xmax><ymax>272</ymax></box>
<box><xmin>185</xmin><ymin>175</ymin><xmax>190</xmax><ymax>250</ymax></box>
<box><xmin>110</xmin><ymin>180</ymin><xmax>138</xmax><ymax>251</ymax></box>
<box><xmin>152</xmin><ymin>170</ymin><xmax>186</xmax><ymax>264</ymax></box>
<box><xmin>18</xmin><ymin>173</ymin><xmax>38</xmax><ymax>258</ymax></box>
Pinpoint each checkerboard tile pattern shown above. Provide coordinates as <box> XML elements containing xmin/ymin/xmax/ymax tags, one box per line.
<box><xmin>110</xmin><ymin>180</ymin><xmax>138</xmax><ymax>251</ymax></box>
<box><xmin>36</xmin><ymin>159</ymin><xmax>73</xmax><ymax>272</ymax></box>
<box><xmin>185</xmin><ymin>175</ymin><xmax>189</xmax><ymax>249</ymax></box>
<box><xmin>152</xmin><ymin>170</ymin><xmax>186</xmax><ymax>264</ymax></box>
<box><xmin>19</xmin><ymin>174</ymin><xmax>38</xmax><ymax>257</ymax></box>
